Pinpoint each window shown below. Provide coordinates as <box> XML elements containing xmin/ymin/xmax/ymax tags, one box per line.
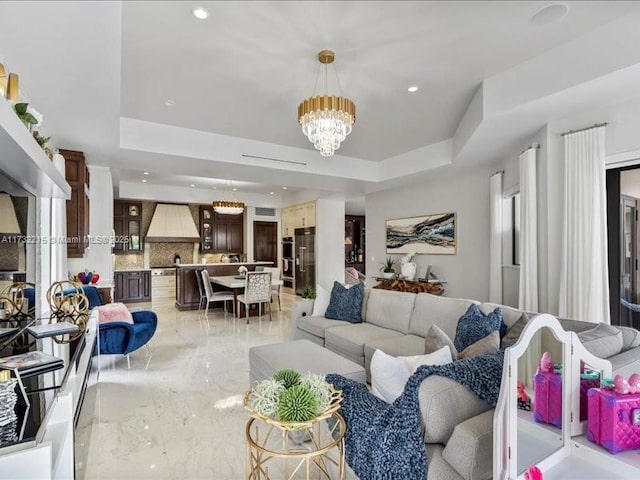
<box><xmin>502</xmin><ymin>190</ymin><xmax>520</xmax><ymax>267</ymax></box>
<box><xmin>512</xmin><ymin>193</ymin><xmax>520</xmax><ymax>266</ymax></box>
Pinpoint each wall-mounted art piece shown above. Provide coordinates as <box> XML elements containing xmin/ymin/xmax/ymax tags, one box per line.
<box><xmin>386</xmin><ymin>212</ymin><xmax>456</xmax><ymax>255</ymax></box>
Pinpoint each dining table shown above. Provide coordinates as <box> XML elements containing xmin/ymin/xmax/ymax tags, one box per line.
<box><xmin>209</xmin><ymin>275</ymin><xmax>284</xmax><ymax>317</ymax></box>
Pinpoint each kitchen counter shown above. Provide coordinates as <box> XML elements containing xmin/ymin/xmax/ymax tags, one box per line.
<box><xmin>175</xmin><ymin>262</ymin><xmax>273</xmax><ymax>310</ymax></box>
<box><xmin>176</xmin><ymin>262</ymin><xmax>272</xmax><ymax>267</ymax></box>
<box><xmin>114</xmin><ymin>268</ymin><xmax>151</xmax><ymax>272</ymax></box>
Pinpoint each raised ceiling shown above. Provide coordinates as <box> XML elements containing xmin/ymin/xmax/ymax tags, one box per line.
<box><xmin>1</xmin><ymin>1</ymin><xmax>640</xmax><ymax>204</ymax></box>
<box><xmin>120</xmin><ymin>1</ymin><xmax>634</xmax><ymax>161</ymax></box>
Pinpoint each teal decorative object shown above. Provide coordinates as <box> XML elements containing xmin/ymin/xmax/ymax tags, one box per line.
<box><xmin>273</xmin><ymin>369</ymin><xmax>301</xmax><ymax>389</ymax></box>
<box><xmin>278</xmin><ymin>385</ymin><xmax>317</xmax><ymax>422</ymax></box>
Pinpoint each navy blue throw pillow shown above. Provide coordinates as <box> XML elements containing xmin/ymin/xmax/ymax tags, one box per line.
<box><xmin>324</xmin><ymin>281</ymin><xmax>364</xmax><ymax>323</ymax></box>
<box><xmin>454</xmin><ymin>304</ymin><xmax>503</xmax><ymax>352</ymax></box>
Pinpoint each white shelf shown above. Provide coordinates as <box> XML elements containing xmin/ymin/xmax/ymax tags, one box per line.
<box><xmin>0</xmin><ymin>98</ymin><xmax>70</xmax><ymax>199</ymax></box>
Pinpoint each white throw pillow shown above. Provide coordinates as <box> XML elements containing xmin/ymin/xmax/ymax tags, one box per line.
<box><xmin>370</xmin><ymin>347</ymin><xmax>453</xmax><ymax>404</ymax></box>
<box><xmin>312</xmin><ymin>284</ymin><xmax>330</xmax><ymax>317</ymax></box>
<box><xmin>402</xmin><ymin>346</ymin><xmax>453</xmax><ymax>372</ymax></box>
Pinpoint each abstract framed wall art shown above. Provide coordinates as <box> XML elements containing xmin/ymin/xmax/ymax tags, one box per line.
<box><xmin>386</xmin><ymin>212</ymin><xmax>456</xmax><ymax>255</ymax></box>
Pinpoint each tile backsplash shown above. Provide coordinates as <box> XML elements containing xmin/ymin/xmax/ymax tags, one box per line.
<box><xmin>114</xmin><ymin>253</ymin><xmax>144</xmax><ymax>270</ymax></box>
<box><xmin>149</xmin><ymin>243</ymin><xmax>194</xmax><ymax>267</ymax></box>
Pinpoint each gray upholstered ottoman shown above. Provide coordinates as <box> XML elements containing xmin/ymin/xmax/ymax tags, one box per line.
<box><xmin>249</xmin><ymin>339</ymin><xmax>366</xmax><ymax>385</ymax></box>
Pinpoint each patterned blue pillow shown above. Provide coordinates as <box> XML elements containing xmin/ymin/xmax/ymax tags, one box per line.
<box><xmin>454</xmin><ymin>304</ymin><xmax>503</xmax><ymax>352</ymax></box>
<box><xmin>324</xmin><ymin>281</ymin><xmax>364</xmax><ymax>323</ymax></box>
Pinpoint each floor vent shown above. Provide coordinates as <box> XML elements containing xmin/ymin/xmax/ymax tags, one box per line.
<box><xmin>255</xmin><ymin>207</ymin><xmax>276</xmax><ymax>217</ymax></box>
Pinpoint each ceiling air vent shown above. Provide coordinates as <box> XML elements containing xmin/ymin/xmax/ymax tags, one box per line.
<box><xmin>255</xmin><ymin>207</ymin><xmax>276</xmax><ymax>217</ymax></box>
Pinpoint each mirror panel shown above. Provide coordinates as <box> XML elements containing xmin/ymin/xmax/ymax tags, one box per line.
<box><xmin>516</xmin><ymin>326</ymin><xmax>565</xmax><ymax>474</ymax></box>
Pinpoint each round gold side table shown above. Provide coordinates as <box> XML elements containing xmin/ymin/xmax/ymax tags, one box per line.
<box><xmin>245</xmin><ymin>411</ymin><xmax>346</xmax><ymax>480</ymax></box>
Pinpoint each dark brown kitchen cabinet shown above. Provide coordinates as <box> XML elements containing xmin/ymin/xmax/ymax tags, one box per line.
<box><xmin>114</xmin><ymin>270</ymin><xmax>151</xmax><ymax>303</ymax></box>
<box><xmin>61</xmin><ymin>149</ymin><xmax>89</xmax><ymax>258</ymax></box>
<box><xmin>199</xmin><ymin>206</ymin><xmax>244</xmax><ymax>253</ymax></box>
<box><xmin>113</xmin><ymin>200</ymin><xmax>142</xmax><ymax>253</ymax></box>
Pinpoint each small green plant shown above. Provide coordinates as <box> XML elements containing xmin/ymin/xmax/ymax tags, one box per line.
<box><xmin>300</xmin><ymin>287</ymin><xmax>316</xmax><ymax>299</ymax></box>
<box><xmin>379</xmin><ymin>256</ymin><xmax>397</xmax><ymax>273</ymax></box>
<box><xmin>273</xmin><ymin>369</ymin><xmax>301</xmax><ymax>389</ymax></box>
<box><xmin>249</xmin><ymin>379</ymin><xmax>285</xmax><ymax>418</ymax></box>
<box><xmin>278</xmin><ymin>385</ymin><xmax>318</xmax><ymax>422</ymax></box>
<box><xmin>32</xmin><ymin>130</ymin><xmax>51</xmax><ymax>149</ymax></box>
<box><xmin>13</xmin><ymin>103</ymin><xmax>40</xmax><ymax>129</ymax></box>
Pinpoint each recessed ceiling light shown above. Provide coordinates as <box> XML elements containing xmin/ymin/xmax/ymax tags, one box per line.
<box><xmin>282</xmin><ymin>186</ymin><xmax>287</xmax><ymax>190</ymax></box>
<box><xmin>529</xmin><ymin>3</ymin><xmax>568</xmax><ymax>27</ymax></box>
<box><xmin>143</xmin><ymin>171</ymin><xmax>149</xmax><ymax>175</ymax></box>
<box><xmin>232</xmin><ymin>188</ymin><xmax>237</xmax><ymax>191</ymax></box>
<box><xmin>164</xmin><ymin>100</ymin><xmax>175</xmax><ymax>107</ymax></box>
<box><xmin>142</xmin><ymin>179</ymin><xmax>147</xmax><ymax>183</ymax></box>
<box><xmin>212</xmin><ymin>186</ymin><xmax>217</xmax><ymax>190</ymax></box>
<box><xmin>408</xmin><ymin>85</ymin><xmax>419</xmax><ymax>93</ymax></box>
<box><xmin>269</xmin><ymin>191</ymin><xmax>274</xmax><ymax>195</ymax></box>
<box><xmin>192</xmin><ymin>7</ymin><xmax>209</xmax><ymax>20</ymax></box>
<box><xmin>190</xmin><ymin>184</ymin><xmax>195</xmax><ymax>187</ymax></box>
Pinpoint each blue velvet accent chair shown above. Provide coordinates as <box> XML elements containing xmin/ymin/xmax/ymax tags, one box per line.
<box><xmin>62</xmin><ymin>285</ymin><xmax>157</xmax><ymax>369</ymax></box>
<box><xmin>97</xmin><ymin>310</ymin><xmax>158</xmax><ymax>368</ymax></box>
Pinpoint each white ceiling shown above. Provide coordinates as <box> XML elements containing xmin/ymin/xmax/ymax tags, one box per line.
<box><xmin>1</xmin><ymin>1</ymin><xmax>640</xmax><ymax>208</ymax></box>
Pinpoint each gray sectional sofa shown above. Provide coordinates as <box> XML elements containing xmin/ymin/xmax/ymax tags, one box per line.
<box><xmin>290</xmin><ymin>288</ymin><xmax>640</xmax><ymax>480</ymax></box>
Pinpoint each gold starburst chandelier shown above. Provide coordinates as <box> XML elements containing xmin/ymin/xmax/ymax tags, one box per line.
<box><xmin>298</xmin><ymin>50</ymin><xmax>356</xmax><ymax>157</ymax></box>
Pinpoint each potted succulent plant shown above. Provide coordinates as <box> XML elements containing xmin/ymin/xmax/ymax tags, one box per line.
<box><xmin>379</xmin><ymin>257</ymin><xmax>397</xmax><ymax>279</ymax></box>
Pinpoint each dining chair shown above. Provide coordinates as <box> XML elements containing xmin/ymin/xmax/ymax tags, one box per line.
<box><xmin>200</xmin><ymin>269</ymin><xmax>236</xmax><ymax>319</ymax></box>
<box><xmin>262</xmin><ymin>266</ymin><xmax>282</xmax><ymax>311</ymax></box>
<box><xmin>195</xmin><ymin>269</ymin><xmax>207</xmax><ymax>311</ymax></box>
<box><xmin>236</xmin><ymin>271</ymin><xmax>272</xmax><ymax>324</ymax></box>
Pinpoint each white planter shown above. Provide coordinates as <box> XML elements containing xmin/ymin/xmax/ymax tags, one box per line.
<box><xmin>381</xmin><ymin>272</ymin><xmax>395</xmax><ymax>279</ymax></box>
<box><xmin>401</xmin><ymin>262</ymin><xmax>417</xmax><ymax>281</ymax></box>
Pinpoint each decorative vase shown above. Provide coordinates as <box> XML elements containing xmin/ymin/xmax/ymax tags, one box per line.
<box><xmin>401</xmin><ymin>262</ymin><xmax>417</xmax><ymax>281</ymax></box>
<box><xmin>381</xmin><ymin>271</ymin><xmax>395</xmax><ymax>279</ymax></box>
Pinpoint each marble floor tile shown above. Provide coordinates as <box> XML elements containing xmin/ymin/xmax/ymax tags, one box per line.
<box><xmin>76</xmin><ymin>292</ymin><xmax>299</xmax><ymax>480</ymax></box>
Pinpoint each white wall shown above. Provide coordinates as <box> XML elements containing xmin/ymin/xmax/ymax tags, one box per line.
<box><xmin>365</xmin><ymin>163</ymin><xmax>495</xmax><ymax>300</ymax></box>
<box><xmin>315</xmin><ymin>198</ymin><xmax>346</xmax><ymax>291</ymax></box>
<box><xmin>67</xmin><ymin>166</ymin><xmax>114</xmax><ymax>285</ymax></box>
<box><xmin>245</xmin><ymin>206</ymin><xmax>281</xmax><ymax>263</ymax></box>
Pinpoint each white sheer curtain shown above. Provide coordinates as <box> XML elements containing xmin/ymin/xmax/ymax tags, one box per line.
<box><xmin>51</xmin><ymin>153</ymin><xmax>68</xmax><ymax>282</ymax></box>
<box><xmin>518</xmin><ymin>147</ymin><xmax>538</xmax><ymax>312</ymax></box>
<box><xmin>489</xmin><ymin>171</ymin><xmax>503</xmax><ymax>303</ymax></box>
<box><xmin>559</xmin><ymin>127</ymin><xmax>609</xmax><ymax>323</ymax></box>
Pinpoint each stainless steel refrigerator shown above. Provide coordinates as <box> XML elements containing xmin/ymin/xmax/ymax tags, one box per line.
<box><xmin>295</xmin><ymin>227</ymin><xmax>315</xmax><ymax>295</ymax></box>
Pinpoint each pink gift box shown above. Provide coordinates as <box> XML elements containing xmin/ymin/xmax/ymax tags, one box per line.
<box><xmin>587</xmin><ymin>388</ymin><xmax>640</xmax><ymax>454</ymax></box>
<box><xmin>534</xmin><ymin>370</ymin><xmax>563</xmax><ymax>428</ymax></box>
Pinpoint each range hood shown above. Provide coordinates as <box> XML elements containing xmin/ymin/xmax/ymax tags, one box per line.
<box><xmin>145</xmin><ymin>203</ymin><xmax>200</xmax><ymax>242</ymax></box>
<box><xmin>0</xmin><ymin>193</ymin><xmax>21</xmax><ymax>234</ymax></box>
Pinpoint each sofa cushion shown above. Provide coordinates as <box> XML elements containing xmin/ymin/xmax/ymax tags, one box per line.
<box><xmin>577</xmin><ymin>323</ymin><xmax>623</xmax><ymax>359</ymax></box>
<box><xmin>364</xmin><ymin>334</ymin><xmax>427</xmax><ymax>375</ymax></box>
<box><xmin>480</xmin><ymin>302</ymin><xmax>523</xmax><ymax>331</ymax></box>
<box><xmin>458</xmin><ymin>331</ymin><xmax>500</xmax><ymax>360</ymax></box>
<box><xmin>419</xmin><ymin>376</ymin><xmax>491</xmax><ymax>444</ymax></box>
<box><xmin>609</xmin><ymin>345</ymin><xmax>640</xmax><ymax>377</ymax></box>
<box><xmin>424</xmin><ymin>325</ymin><xmax>458</xmax><ymax>361</ymax></box>
<box><xmin>325</xmin><ymin>323</ymin><xmax>404</xmax><ymax>360</ymax></box>
<box><xmin>409</xmin><ymin>294</ymin><xmax>480</xmax><ymax>340</ymax></box>
<box><xmin>619</xmin><ymin>326</ymin><xmax>640</xmax><ymax>351</ymax></box>
<box><xmin>442</xmin><ymin>409</ymin><xmax>495</xmax><ymax>480</ymax></box>
<box><xmin>501</xmin><ymin>313</ymin><xmax>529</xmax><ymax>348</ymax></box>
<box><xmin>426</xmin><ymin>445</ymin><xmax>465</xmax><ymax>480</ymax></box>
<box><xmin>325</xmin><ymin>281</ymin><xmax>364</xmax><ymax>323</ymax></box>
<box><xmin>297</xmin><ymin>315</ymin><xmax>351</xmax><ymax>339</ymax></box>
<box><xmin>365</xmin><ymin>289</ymin><xmax>416</xmax><ymax>334</ymax></box>
<box><xmin>371</xmin><ymin>347</ymin><xmax>452</xmax><ymax>404</ymax></box>
<box><xmin>558</xmin><ymin>318</ymin><xmax>595</xmax><ymax>334</ymax></box>
<box><xmin>454</xmin><ymin>305</ymin><xmax>502</xmax><ymax>352</ymax></box>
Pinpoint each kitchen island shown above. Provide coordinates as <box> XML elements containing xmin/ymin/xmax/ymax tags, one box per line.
<box><xmin>175</xmin><ymin>262</ymin><xmax>273</xmax><ymax>310</ymax></box>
